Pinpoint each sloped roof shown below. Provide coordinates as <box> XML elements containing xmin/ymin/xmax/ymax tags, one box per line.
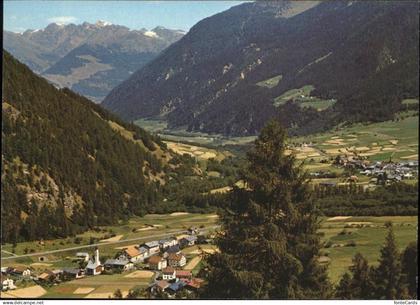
<box><xmin>176</xmin><ymin>270</ymin><xmax>192</xmax><ymax>277</ymax></box>
<box><xmin>144</xmin><ymin>241</ymin><xmax>159</xmax><ymax>248</ymax></box>
<box><xmin>124</xmin><ymin>246</ymin><xmax>141</xmax><ymax>257</ymax></box>
<box><xmin>156</xmin><ymin>280</ymin><xmax>170</xmax><ymax>289</ymax></box>
<box><xmin>148</xmin><ymin>255</ymin><xmax>164</xmax><ymax>264</ymax></box>
<box><xmin>86</xmin><ymin>259</ymin><xmax>101</xmax><ymax>270</ymax></box>
<box><xmin>166</xmin><ymin>245</ymin><xmax>180</xmax><ymax>253</ymax></box>
<box><xmin>186</xmin><ymin>278</ymin><xmax>205</xmax><ymax>289</ymax></box>
<box><xmin>182</xmin><ymin>235</ymin><xmax>197</xmax><ymax>242</ymax></box>
<box><xmin>168</xmin><ymin>253</ymin><xmax>184</xmax><ymax>261</ymax></box>
<box><xmin>168</xmin><ymin>280</ymin><xmax>186</xmax><ymax>292</ymax></box>
<box><xmin>38</xmin><ymin>273</ymin><xmax>51</xmax><ymax>280</ymax></box>
<box><xmin>162</xmin><ymin>267</ymin><xmax>175</xmax><ymax>274</ymax></box>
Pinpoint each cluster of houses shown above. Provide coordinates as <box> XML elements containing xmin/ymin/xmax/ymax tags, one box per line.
<box><xmin>329</xmin><ymin>155</ymin><xmax>418</xmax><ymax>184</ymax></box>
<box><xmin>358</xmin><ymin>161</ymin><xmax>418</xmax><ymax>183</ymax></box>
<box><xmin>2</xmin><ymin>227</ymin><xmax>206</xmax><ymax>297</ymax></box>
<box><xmin>149</xmin><ymin>276</ymin><xmax>205</xmax><ymax>296</ymax></box>
<box><xmin>1</xmin><ymin>266</ymin><xmax>31</xmax><ymax>291</ymax></box>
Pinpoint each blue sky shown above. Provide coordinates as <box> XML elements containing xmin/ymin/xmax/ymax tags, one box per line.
<box><xmin>4</xmin><ymin>1</ymin><xmax>247</xmax><ymax>33</ymax></box>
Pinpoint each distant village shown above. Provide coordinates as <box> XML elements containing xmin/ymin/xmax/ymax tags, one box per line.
<box><xmin>299</xmin><ymin>144</ymin><xmax>419</xmax><ymax>186</ymax></box>
<box><xmin>1</xmin><ymin>226</ymin><xmax>210</xmax><ymax>298</ymax></box>
<box><xmin>330</xmin><ymin>155</ymin><xmax>418</xmax><ymax>185</ymax></box>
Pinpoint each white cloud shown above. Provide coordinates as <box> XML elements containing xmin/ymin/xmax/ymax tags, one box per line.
<box><xmin>47</xmin><ymin>16</ymin><xmax>78</xmax><ymax>25</ymax></box>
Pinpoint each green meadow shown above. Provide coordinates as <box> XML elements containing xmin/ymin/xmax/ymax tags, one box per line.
<box><xmin>320</xmin><ymin>216</ymin><xmax>418</xmax><ymax>283</ymax></box>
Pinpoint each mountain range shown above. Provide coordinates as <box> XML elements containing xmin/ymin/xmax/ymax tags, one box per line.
<box><xmin>102</xmin><ymin>1</ymin><xmax>419</xmax><ymax>136</ymax></box>
<box><xmin>4</xmin><ymin>21</ymin><xmax>184</xmax><ymax>102</ymax></box>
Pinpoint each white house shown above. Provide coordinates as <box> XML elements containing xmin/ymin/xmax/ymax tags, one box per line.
<box><xmin>159</xmin><ymin>237</ymin><xmax>178</xmax><ymax>250</ymax></box>
<box><xmin>148</xmin><ymin>255</ymin><xmax>167</xmax><ymax>271</ymax></box>
<box><xmin>143</xmin><ymin>241</ymin><xmax>160</xmax><ymax>256</ymax></box>
<box><xmin>1</xmin><ymin>276</ymin><xmax>16</xmax><ymax>291</ymax></box>
<box><xmin>11</xmin><ymin>266</ymin><xmax>31</xmax><ymax>277</ymax></box>
<box><xmin>121</xmin><ymin>246</ymin><xmax>145</xmax><ymax>263</ymax></box>
<box><xmin>167</xmin><ymin>253</ymin><xmax>186</xmax><ymax>268</ymax></box>
<box><xmin>162</xmin><ymin>267</ymin><xmax>176</xmax><ymax>280</ymax></box>
<box><xmin>86</xmin><ymin>248</ymin><xmax>103</xmax><ymax>276</ymax></box>
<box><xmin>180</xmin><ymin>235</ymin><xmax>197</xmax><ymax>247</ymax></box>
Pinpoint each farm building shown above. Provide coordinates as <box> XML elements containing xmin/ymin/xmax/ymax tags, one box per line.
<box><xmin>11</xmin><ymin>266</ymin><xmax>31</xmax><ymax>277</ymax></box>
<box><xmin>62</xmin><ymin>268</ymin><xmax>85</xmax><ymax>279</ymax></box>
<box><xmin>148</xmin><ymin>255</ymin><xmax>167</xmax><ymax>270</ymax></box>
<box><xmin>142</xmin><ymin>241</ymin><xmax>160</xmax><ymax>256</ymax></box>
<box><xmin>104</xmin><ymin>258</ymin><xmax>134</xmax><ymax>271</ymax></box>
<box><xmin>36</xmin><ymin>270</ymin><xmax>59</xmax><ymax>282</ymax></box>
<box><xmin>180</xmin><ymin>235</ymin><xmax>197</xmax><ymax>247</ymax></box>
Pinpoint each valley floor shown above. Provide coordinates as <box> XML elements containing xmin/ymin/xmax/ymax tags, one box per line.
<box><xmin>1</xmin><ymin>213</ymin><xmax>417</xmax><ymax>297</ymax></box>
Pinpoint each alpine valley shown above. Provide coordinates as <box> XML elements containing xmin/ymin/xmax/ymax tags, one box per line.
<box><xmin>1</xmin><ymin>0</ymin><xmax>419</xmax><ymax>300</ymax></box>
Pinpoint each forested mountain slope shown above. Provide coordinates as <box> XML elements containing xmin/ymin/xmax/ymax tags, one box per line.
<box><xmin>102</xmin><ymin>1</ymin><xmax>419</xmax><ymax>136</ymax></box>
<box><xmin>1</xmin><ymin>51</ymin><xmax>186</xmax><ymax>243</ymax></box>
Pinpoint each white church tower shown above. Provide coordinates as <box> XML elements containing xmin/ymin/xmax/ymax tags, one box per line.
<box><xmin>86</xmin><ymin>247</ymin><xmax>103</xmax><ymax>276</ymax></box>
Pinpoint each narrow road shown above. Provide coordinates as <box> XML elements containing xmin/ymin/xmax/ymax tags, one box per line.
<box><xmin>0</xmin><ymin>225</ymin><xmax>220</xmax><ymax>261</ymax></box>
<box><xmin>1</xmin><ymin>250</ymin><xmax>17</xmax><ymax>257</ymax></box>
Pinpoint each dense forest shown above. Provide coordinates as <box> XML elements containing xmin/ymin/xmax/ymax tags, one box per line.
<box><xmin>2</xmin><ymin>52</ymin><xmax>218</xmax><ymax>243</ymax></box>
<box><xmin>313</xmin><ymin>183</ymin><xmax>418</xmax><ymax>216</ymax></box>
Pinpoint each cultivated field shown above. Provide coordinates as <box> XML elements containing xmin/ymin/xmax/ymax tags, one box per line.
<box><xmin>319</xmin><ymin>215</ymin><xmax>418</xmax><ymax>283</ymax></box>
<box><xmin>283</xmin><ymin>115</ymin><xmax>419</xmax><ymax>186</ymax></box>
<box><xmin>273</xmin><ymin>85</ymin><xmax>336</xmax><ymax>111</ymax></box>
<box><xmin>293</xmin><ymin>115</ymin><xmax>418</xmax><ymax>162</ymax></box>
<box><xmin>134</xmin><ymin>118</ymin><xmax>256</xmax><ymax>147</ymax></box>
<box><xmin>1</xmin><ymin>285</ymin><xmax>47</xmax><ymax>298</ymax></box>
<box><xmin>1</xmin><ymin>213</ymin><xmax>220</xmax><ymax>265</ymax></box>
<box><xmin>43</xmin><ymin>272</ymin><xmax>151</xmax><ymax>298</ymax></box>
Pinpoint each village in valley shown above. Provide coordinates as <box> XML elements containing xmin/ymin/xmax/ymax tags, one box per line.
<box><xmin>1</xmin><ymin>222</ymin><xmax>216</xmax><ymax>299</ymax></box>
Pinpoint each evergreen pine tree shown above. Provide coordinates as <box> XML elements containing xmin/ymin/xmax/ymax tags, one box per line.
<box><xmin>374</xmin><ymin>224</ymin><xmax>403</xmax><ymax>299</ymax></box>
<box><xmin>400</xmin><ymin>242</ymin><xmax>417</xmax><ymax>299</ymax></box>
<box><xmin>335</xmin><ymin>272</ymin><xmax>353</xmax><ymax>299</ymax></box>
<box><xmin>348</xmin><ymin>253</ymin><xmax>375</xmax><ymax>299</ymax></box>
<box><xmin>202</xmin><ymin>120</ymin><xmax>330</xmax><ymax>299</ymax></box>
